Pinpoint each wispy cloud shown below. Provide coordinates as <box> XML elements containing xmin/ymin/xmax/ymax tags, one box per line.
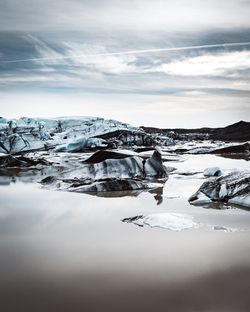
<box><xmin>3</xmin><ymin>36</ymin><xmax>250</xmax><ymax>81</ymax></box>
<box><xmin>3</xmin><ymin>40</ymin><xmax>250</xmax><ymax>64</ymax></box>
<box><xmin>1</xmin><ymin>35</ymin><xmax>250</xmax><ymax>96</ymax></box>
<box><xmin>20</xmin><ymin>36</ymin><xmax>137</xmax><ymax>74</ymax></box>
<box><xmin>62</xmin><ymin>42</ymin><xmax>137</xmax><ymax>74</ymax></box>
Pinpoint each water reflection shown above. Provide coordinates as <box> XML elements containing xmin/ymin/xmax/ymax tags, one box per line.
<box><xmin>1</xmin><ymin>153</ymin><xmax>250</xmax><ymax>312</ymax></box>
<box><xmin>201</xmin><ymin>201</ymin><xmax>250</xmax><ymax>212</ymax></box>
<box><xmin>0</xmin><ymin>165</ymin><xmax>65</xmax><ymax>183</ymax></box>
<box><xmin>84</xmin><ymin>186</ymin><xmax>164</xmax><ymax>204</ymax></box>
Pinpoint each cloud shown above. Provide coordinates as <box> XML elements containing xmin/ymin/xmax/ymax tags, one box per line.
<box><xmin>4</xmin><ymin>41</ymin><xmax>250</xmax><ymax>64</ymax></box>
<box><xmin>1</xmin><ymin>35</ymin><xmax>250</xmax><ymax>99</ymax></box>
<box><xmin>156</xmin><ymin>51</ymin><xmax>250</xmax><ymax>77</ymax></box>
<box><xmin>181</xmin><ymin>90</ymin><xmax>207</xmax><ymax>96</ymax></box>
<box><xmin>0</xmin><ymin>0</ymin><xmax>250</xmax><ymax>33</ymax></box>
<box><xmin>10</xmin><ymin>36</ymin><xmax>250</xmax><ymax>80</ymax></box>
<box><xmin>0</xmin><ymin>1</ymin><xmax>249</xmax><ymax>127</ymax></box>
<box><xmin>22</xmin><ymin>36</ymin><xmax>137</xmax><ymax>74</ymax></box>
<box><xmin>24</xmin><ymin>35</ymin><xmax>69</xmax><ymax>66</ymax></box>
<box><xmin>62</xmin><ymin>42</ymin><xmax>137</xmax><ymax>74</ymax></box>
<box><xmin>0</xmin><ymin>74</ymin><xmax>78</xmax><ymax>84</ymax></box>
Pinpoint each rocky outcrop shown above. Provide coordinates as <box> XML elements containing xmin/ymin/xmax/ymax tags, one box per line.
<box><xmin>148</xmin><ymin>120</ymin><xmax>250</xmax><ymax>142</ymax></box>
<box><xmin>210</xmin><ymin>143</ymin><xmax>250</xmax><ymax>155</ymax></box>
<box><xmin>210</xmin><ymin>121</ymin><xmax>250</xmax><ymax>142</ymax></box>
<box><xmin>189</xmin><ymin>171</ymin><xmax>250</xmax><ymax>209</ymax></box>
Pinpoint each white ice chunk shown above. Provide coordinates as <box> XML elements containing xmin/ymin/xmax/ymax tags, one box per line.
<box><xmin>54</xmin><ymin>136</ymin><xmax>107</xmax><ymax>152</ymax></box>
<box><xmin>219</xmin><ymin>184</ymin><xmax>228</xmax><ymax>199</ymax></box>
<box><xmin>228</xmin><ymin>195</ymin><xmax>250</xmax><ymax>209</ymax></box>
<box><xmin>203</xmin><ymin>167</ymin><xmax>223</xmax><ymax>177</ymax></box>
<box><xmin>190</xmin><ymin>170</ymin><xmax>250</xmax><ymax>209</ymax></box>
<box><xmin>137</xmin><ymin>213</ymin><xmax>197</xmax><ymax>231</ymax></box>
<box><xmin>189</xmin><ymin>192</ymin><xmax>212</xmax><ymax>205</ymax></box>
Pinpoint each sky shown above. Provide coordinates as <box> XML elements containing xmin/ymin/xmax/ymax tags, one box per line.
<box><xmin>0</xmin><ymin>0</ymin><xmax>250</xmax><ymax>128</ymax></box>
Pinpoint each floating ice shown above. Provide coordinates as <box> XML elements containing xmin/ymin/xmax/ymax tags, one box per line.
<box><xmin>122</xmin><ymin>213</ymin><xmax>197</xmax><ymax>231</ymax></box>
<box><xmin>203</xmin><ymin>167</ymin><xmax>223</xmax><ymax>177</ymax></box>
<box><xmin>189</xmin><ymin>171</ymin><xmax>250</xmax><ymax>209</ymax></box>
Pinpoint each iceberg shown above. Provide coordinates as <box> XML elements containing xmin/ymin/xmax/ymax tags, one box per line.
<box><xmin>203</xmin><ymin>167</ymin><xmax>223</xmax><ymax>177</ymax></box>
<box><xmin>122</xmin><ymin>213</ymin><xmax>198</xmax><ymax>231</ymax></box>
<box><xmin>68</xmin><ymin>148</ymin><xmax>168</xmax><ymax>180</ymax></box>
<box><xmin>0</xmin><ymin>116</ymin><xmax>145</xmax><ymax>154</ymax></box>
<box><xmin>54</xmin><ymin>136</ymin><xmax>108</xmax><ymax>152</ymax></box>
<box><xmin>40</xmin><ymin>148</ymin><xmax>168</xmax><ymax>193</ymax></box>
<box><xmin>189</xmin><ymin>171</ymin><xmax>250</xmax><ymax>209</ymax></box>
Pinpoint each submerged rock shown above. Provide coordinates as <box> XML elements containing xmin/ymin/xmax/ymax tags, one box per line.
<box><xmin>122</xmin><ymin>213</ymin><xmax>197</xmax><ymax>231</ymax></box>
<box><xmin>189</xmin><ymin>171</ymin><xmax>250</xmax><ymax>209</ymax></box>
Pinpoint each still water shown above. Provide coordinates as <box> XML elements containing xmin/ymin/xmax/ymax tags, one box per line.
<box><xmin>0</xmin><ymin>154</ymin><xmax>250</xmax><ymax>311</ymax></box>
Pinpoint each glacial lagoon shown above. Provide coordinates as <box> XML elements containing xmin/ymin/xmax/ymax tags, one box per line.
<box><xmin>1</xmin><ymin>153</ymin><xmax>250</xmax><ymax>311</ymax></box>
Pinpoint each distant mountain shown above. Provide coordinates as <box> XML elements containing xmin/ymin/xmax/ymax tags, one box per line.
<box><xmin>141</xmin><ymin>121</ymin><xmax>250</xmax><ymax>142</ymax></box>
<box><xmin>210</xmin><ymin>121</ymin><xmax>250</xmax><ymax>141</ymax></box>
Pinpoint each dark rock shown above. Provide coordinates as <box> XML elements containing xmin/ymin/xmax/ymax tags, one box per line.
<box><xmin>134</xmin><ymin>147</ymin><xmax>155</xmax><ymax>153</ymax></box>
<box><xmin>210</xmin><ymin>143</ymin><xmax>250</xmax><ymax>154</ymax></box>
<box><xmin>142</xmin><ymin>120</ymin><xmax>250</xmax><ymax>142</ymax></box>
<box><xmin>210</xmin><ymin>121</ymin><xmax>250</xmax><ymax>142</ymax></box>
<box><xmin>122</xmin><ymin>215</ymin><xmax>144</xmax><ymax>225</ymax></box>
<box><xmin>40</xmin><ymin>176</ymin><xmax>58</xmax><ymax>184</ymax></box>
<box><xmin>83</xmin><ymin>150</ymin><xmax>132</xmax><ymax>164</ymax></box>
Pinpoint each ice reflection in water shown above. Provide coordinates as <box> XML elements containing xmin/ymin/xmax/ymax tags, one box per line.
<box><xmin>0</xmin><ymin>154</ymin><xmax>250</xmax><ymax>311</ymax></box>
